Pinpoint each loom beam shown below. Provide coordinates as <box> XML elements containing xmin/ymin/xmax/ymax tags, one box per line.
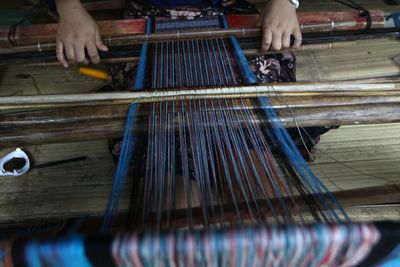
<box><xmin>0</xmin><ymin>83</ymin><xmax>396</xmax><ymax>105</ymax></box>
<box><xmin>1</xmin><ymin>82</ymin><xmax>399</xmax><ymax>147</ymax></box>
<box><xmin>0</xmin><ymin>19</ymin><xmax>146</xmax><ymax>48</ymax></box>
<box><xmin>5</xmin><ymin>27</ymin><xmax>399</xmax><ymax>55</ymax></box>
<box><xmin>2</xmin><ymin>98</ymin><xmax>400</xmax><ymax>146</ymax></box>
<box><xmin>1</xmin><ymin>27</ymin><xmax>398</xmax><ymax>66</ymax></box>
<box><xmin>2</xmin><ymin>104</ymin><xmax>400</xmax><ymax>147</ymax></box>
<box><xmin>0</xmin><ymin>11</ymin><xmax>384</xmax><ymax>48</ymax></box>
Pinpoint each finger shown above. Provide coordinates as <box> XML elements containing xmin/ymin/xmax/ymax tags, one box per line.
<box><xmin>74</xmin><ymin>43</ymin><xmax>87</xmax><ymax>64</ymax></box>
<box><xmin>82</xmin><ymin>58</ymin><xmax>89</xmax><ymax>65</ymax></box>
<box><xmin>293</xmin><ymin>29</ymin><xmax>302</xmax><ymax>49</ymax></box>
<box><xmin>282</xmin><ymin>31</ymin><xmax>291</xmax><ymax>50</ymax></box>
<box><xmin>87</xmin><ymin>42</ymin><xmax>100</xmax><ymax>64</ymax></box>
<box><xmin>271</xmin><ymin>30</ymin><xmax>282</xmax><ymax>51</ymax></box>
<box><xmin>56</xmin><ymin>41</ymin><xmax>68</xmax><ymax>68</ymax></box>
<box><xmin>95</xmin><ymin>29</ymin><xmax>108</xmax><ymax>52</ymax></box>
<box><xmin>260</xmin><ymin>28</ymin><xmax>272</xmax><ymax>51</ymax></box>
<box><xmin>65</xmin><ymin>43</ymin><xmax>75</xmax><ymax>64</ymax></box>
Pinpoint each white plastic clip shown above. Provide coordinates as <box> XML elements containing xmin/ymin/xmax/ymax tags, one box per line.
<box><xmin>0</xmin><ymin>148</ymin><xmax>30</xmax><ymax>177</ymax></box>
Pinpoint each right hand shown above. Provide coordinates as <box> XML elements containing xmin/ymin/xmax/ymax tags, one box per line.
<box><xmin>55</xmin><ymin>0</ymin><xmax>108</xmax><ymax>67</ymax></box>
<box><xmin>259</xmin><ymin>0</ymin><xmax>302</xmax><ymax>51</ymax></box>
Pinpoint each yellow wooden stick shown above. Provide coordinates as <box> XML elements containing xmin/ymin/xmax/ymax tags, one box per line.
<box><xmin>78</xmin><ymin>67</ymin><xmax>110</xmax><ymax>81</ymax></box>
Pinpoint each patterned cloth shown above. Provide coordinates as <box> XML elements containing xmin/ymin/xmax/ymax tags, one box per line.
<box><xmin>6</xmin><ymin>223</ymin><xmax>399</xmax><ymax>267</ymax></box>
<box><xmin>248</xmin><ymin>53</ymin><xmax>296</xmax><ymax>83</ymax></box>
<box><xmin>111</xmin><ymin>224</ymin><xmax>381</xmax><ymax>267</ymax></box>
<box><xmin>125</xmin><ymin>0</ymin><xmax>257</xmax><ymax>19</ymax></box>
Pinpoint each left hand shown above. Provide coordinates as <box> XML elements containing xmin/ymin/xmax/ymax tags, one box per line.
<box><xmin>259</xmin><ymin>0</ymin><xmax>302</xmax><ymax>51</ymax></box>
<box><xmin>55</xmin><ymin>0</ymin><xmax>108</xmax><ymax>67</ymax></box>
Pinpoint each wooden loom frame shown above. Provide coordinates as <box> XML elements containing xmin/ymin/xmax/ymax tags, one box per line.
<box><xmin>0</xmin><ymin>10</ymin><xmax>399</xmax><ymax>228</ymax></box>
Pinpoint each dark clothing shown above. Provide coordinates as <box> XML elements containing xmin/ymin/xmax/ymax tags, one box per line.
<box><xmin>42</xmin><ymin>0</ymin><xmax>57</xmax><ymax>14</ymax></box>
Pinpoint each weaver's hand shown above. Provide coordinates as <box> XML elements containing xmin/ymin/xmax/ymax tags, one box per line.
<box><xmin>55</xmin><ymin>0</ymin><xmax>108</xmax><ymax>67</ymax></box>
<box><xmin>259</xmin><ymin>0</ymin><xmax>302</xmax><ymax>51</ymax></box>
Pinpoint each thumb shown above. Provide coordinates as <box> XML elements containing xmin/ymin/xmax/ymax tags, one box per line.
<box><xmin>95</xmin><ymin>29</ymin><xmax>108</xmax><ymax>52</ymax></box>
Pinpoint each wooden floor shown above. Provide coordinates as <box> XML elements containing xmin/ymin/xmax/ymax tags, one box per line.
<box><xmin>0</xmin><ymin>0</ymin><xmax>400</xmax><ymax>223</ymax></box>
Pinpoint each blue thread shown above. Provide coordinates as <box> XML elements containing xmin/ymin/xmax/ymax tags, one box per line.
<box><xmin>392</xmin><ymin>13</ymin><xmax>400</xmax><ymax>27</ymax></box>
<box><xmin>25</xmin><ymin>241</ymin><xmax>41</xmax><ymax>267</ymax></box>
<box><xmin>220</xmin><ymin>15</ymin><xmax>257</xmax><ymax>84</ymax></box>
<box><xmin>102</xmin><ymin>19</ymin><xmax>151</xmax><ymax>232</ymax></box>
<box><xmin>134</xmin><ymin>18</ymin><xmax>151</xmax><ymax>90</ymax></box>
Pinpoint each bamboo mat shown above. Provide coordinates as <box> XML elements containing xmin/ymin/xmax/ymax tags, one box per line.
<box><xmin>311</xmin><ymin>123</ymin><xmax>400</xmax><ymax>191</ymax></box>
<box><xmin>296</xmin><ymin>38</ymin><xmax>400</xmax><ymax>81</ymax></box>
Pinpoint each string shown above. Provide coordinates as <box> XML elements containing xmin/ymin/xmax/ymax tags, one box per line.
<box><xmin>270</xmin><ymin>87</ymin><xmax>394</xmax><ymax>188</ymax></box>
<box><xmin>107</xmin><ymin>15</ymin><xmax>349</xmax><ymax>231</ymax></box>
<box><xmin>222</xmin><ymin>14</ymin><xmax>347</xmax><ymax>223</ymax></box>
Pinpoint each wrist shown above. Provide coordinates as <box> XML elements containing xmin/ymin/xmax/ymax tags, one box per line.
<box><xmin>55</xmin><ymin>0</ymin><xmax>84</xmax><ymax>17</ymax></box>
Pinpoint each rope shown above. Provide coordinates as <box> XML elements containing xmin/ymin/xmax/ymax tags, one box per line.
<box><xmin>333</xmin><ymin>0</ymin><xmax>372</xmax><ymax>30</ymax></box>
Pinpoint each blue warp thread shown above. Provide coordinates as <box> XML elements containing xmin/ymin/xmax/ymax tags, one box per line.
<box><xmin>102</xmin><ymin>18</ymin><xmax>151</xmax><ymax>232</ymax></box>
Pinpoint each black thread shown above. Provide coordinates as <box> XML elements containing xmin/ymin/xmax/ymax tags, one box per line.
<box><xmin>8</xmin><ymin>4</ymin><xmax>40</xmax><ymax>47</ymax></box>
<box><xmin>334</xmin><ymin>0</ymin><xmax>372</xmax><ymax>30</ymax></box>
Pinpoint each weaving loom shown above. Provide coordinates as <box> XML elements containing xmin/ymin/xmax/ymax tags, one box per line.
<box><xmin>1</xmin><ymin>7</ymin><xmax>400</xmax><ymax>267</ymax></box>
<box><xmin>101</xmin><ymin>15</ymin><xmax>348</xmax><ymax>232</ymax></box>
